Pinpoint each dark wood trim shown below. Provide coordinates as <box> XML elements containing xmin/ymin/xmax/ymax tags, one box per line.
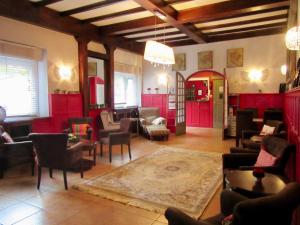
<box><xmin>199</xmin><ymin>14</ymin><xmax>288</xmax><ymax>31</ymax></box>
<box><xmin>83</xmin><ymin>7</ymin><xmax>146</xmax><ymax>23</ymax></box>
<box><xmin>207</xmin><ymin>26</ymin><xmax>286</xmax><ymax>42</ymax></box>
<box><xmin>0</xmin><ymin>0</ymin><xmax>144</xmax><ymax>54</ymax></box>
<box><xmin>76</xmin><ymin>37</ymin><xmax>90</xmax><ymax>117</ymax></box>
<box><xmin>33</xmin><ymin>0</ymin><xmax>62</xmax><ymax>7</ymax></box>
<box><xmin>177</xmin><ymin>0</ymin><xmax>289</xmax><ymax>24</ymax></box>
<box><xmin>165</xmin><ymin>0</ymin><xmax>191</xmax><ymax>4</ymax></box>
<box><xmin>168</xmin><ymin>39</ymin><xmax>197</xmax><ymax>46</ymax></box>
<box><xmin>60</xmin><ymin>0</ymin><xmax>126</xmax><ymax>16</ymax></box>
<box><xmin>130</xmin><ymin>31</ymin><xmax>182</xmax><ymax>41</ymax></box>
<box><xmin>88</xmin><ymin>50</ymin><xmax>109</xmax><ymax>60</ymax></box>
<box><xmin>104</xmin><ymin>45</ymin><xmax>116</xmax><ymax>109</ymax></box>
<box><xmin>134</xmin><ymin>0</ymin><xmax>206</xmax><ymax>43</ymax></box>
<box><xmin>116</xmin><ymin>26</ymin><xmax>172</xmax><ymax>37</ymax></box>
<box><xmin>164</xmin><ymin>36</ymin><xmax>191</xmax><ymax>42</ymax></box>
<box><xmin>204</xmin><ymin>23</ymin><xmax>287</xmax><ymax>36</ymax></box>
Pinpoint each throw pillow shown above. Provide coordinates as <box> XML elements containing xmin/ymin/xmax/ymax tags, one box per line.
<box><xmin>1</xmin><ymin>132</ymin><xmax>14</xmax><ymax>143</ymax></box>
<box><xmin>72</xmin><ymin>124</ymin><xmax>90</xmax><ymax>136</ymax></box>
<box><xmin>255</xmin><ymin>147</ymin><xmax>277</xmax><ymax>167</ymax></box>
<box><xmin>152</xmin><ymin>117</ymin><xmax>165</xmax><ymax>125</ymax></box>
<box><xmin>222</xmin><ymin>214</ymin><xmax>233</xmax><ymax>225</ymax></box>
<box><xmin>260</xmin><ymin>125</ymin><xmax>276</xmax><ymax>136</ymax></box>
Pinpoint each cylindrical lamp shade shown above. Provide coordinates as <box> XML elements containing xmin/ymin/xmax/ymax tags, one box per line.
<box><xmin>144</xmin><ymin>40</ymin><xmax>175</xmax><ymax>65</ymax></box>
<box><xmin>286</xmin><ymin>26</ymin><xmax>300</xmax><ymax>50</ymax></box>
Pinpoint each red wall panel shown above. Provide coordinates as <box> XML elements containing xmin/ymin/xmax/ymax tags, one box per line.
<box><xmin>186</xmin><ymin>101</ymin><xmax>212</xmax><ymax>127</ymax></box>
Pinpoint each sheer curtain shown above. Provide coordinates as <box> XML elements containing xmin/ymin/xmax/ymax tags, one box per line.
<box><xmin>114</xmin><ymin>72</ymin><xmax>137</xmax><ymax>107</ymax></box>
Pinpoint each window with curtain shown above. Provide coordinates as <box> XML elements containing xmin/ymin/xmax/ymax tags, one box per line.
<box><xmin>114</xmin><ymin>72</ymin><xmax>137</xmax><ymax>107</ymax></box>
<box><xmin>0</xmin><ymin>55</ymin><xmax>39</xmax><ymax>117</ymax></box>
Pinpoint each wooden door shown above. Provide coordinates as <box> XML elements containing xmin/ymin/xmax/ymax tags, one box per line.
<box><xmin>176</xmin><ymin>72</ymin><xmax>186</xmax><ymax>135</ymax></box>
<box><xmin>213</xmin><ymin>79</ymin><xmax>224</xmax><ymax>128</ymax></box>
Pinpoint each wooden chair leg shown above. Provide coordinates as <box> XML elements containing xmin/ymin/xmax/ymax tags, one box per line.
<box><xmin>109</xmin><ymin>145</ymin><xmax>112</xmax><ymax>163</ymax></box>
<box><xmin>49</xmin><ymin>168</ymin><xmax>53</xmax><ymax>178</ymax></box>
<box><xmin>121</xmin><ymin>144</ymin><xmax>123</xmax><ymax>155</ymax></box>
<box><xmin>100</xmin><ymin>143</ymin><xmax>103</xmax><ymax>157</ymax></box>
<box><xmin>37</xmin><ymin>166</ymin><xmax>42</xmax><ymax>189</ymax></box>
<box><xmin>80</xmin><ymin>159</ymin><xmax>84</xmax><ymax>178</ymax></box>
<box><xmin>63</xmin><ymin>170</ymin><xmax>68</xmax><ymax>190</ymax></box>
<box><xmin>93</xmin><ymin>144</ymin><xmax>96</xmax><ymax>165</ymax></box>
<box><xmin>128</xmin><ymin>143</ymin><xmax>132</xmax><ymax>160</ymax></box>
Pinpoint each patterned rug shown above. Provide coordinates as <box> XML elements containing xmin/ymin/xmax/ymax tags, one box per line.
<box><xmin>73</xmin><ymin>147</ymin><xmax>222</xmax><ymax>217</ymax></box>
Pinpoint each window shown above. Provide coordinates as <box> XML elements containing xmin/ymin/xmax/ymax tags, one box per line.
<box><xmin>114</xmin><ymin>72</ymin><xmax>138</xmax><ymax>107</ymax></box>
<box><xmin>0</xmin><ymin>55</ymin><xmax>39</xmax><ymax>117</ymax></box>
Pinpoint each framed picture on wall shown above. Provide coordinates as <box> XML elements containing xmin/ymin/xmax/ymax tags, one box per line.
<box><xmin>88</xmin><ymin>62</ymin><xmax>97</xmax><ymax>76</ymax></box>
<box><xmin>227</xmin><ymin>48</ymin><xmax>243</xmax><ymax>68</ymax></box>
<box><xmin>172</xmin><ymin>53</ymin><xmax>186</xmax><ymax>71</ymax></box>
<box><xmin>198</xmin><ymin>51</ymin><xmax>213</xmax><ymax>69</ymax></box>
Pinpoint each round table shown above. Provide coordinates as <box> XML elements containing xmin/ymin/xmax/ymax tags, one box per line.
<box><xmin>224</xmin><ymin>170</ymin><xmax>288</xmax><ymax>198</ymax></box>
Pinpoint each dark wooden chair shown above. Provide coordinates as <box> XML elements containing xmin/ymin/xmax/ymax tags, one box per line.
<box><xmin>0</xmin><ymin>126</ymin><xmax>34</xmax><ymax>178</ymax></box>
<box><xmin>236</xmin><ymin>110</ymin><xmax>257</xmax><ymax>147</ymax></box>
<box><xmin>99</xmin><ymin>118</ymin><xmax>132</xmax><ymax>163</ymax></box>
<box><xmin>29</xmin><ymin>133</ymin><xmax>83</xmax><ymax>190</ymax></box>
<box><xmin>263</xmin><ymin>109</ymin><xmax>283</xmax><ymax>123</ymax></box>
<box><xmin>165</xmin><ymin>182</ymin><xmax>300</xmax><ymax>225</ymax></box>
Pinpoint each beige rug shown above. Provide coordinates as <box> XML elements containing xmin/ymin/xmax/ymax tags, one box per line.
<box><xmin>73</xmin><ymin>147</ymin><xmax>222</xmax><ymax>217</ymax></box>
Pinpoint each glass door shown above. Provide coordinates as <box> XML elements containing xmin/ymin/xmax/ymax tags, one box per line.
<box><xmin>176</xmin><ymin>72</ymin><xmax>186</xmax><ymax>135</ymax></box>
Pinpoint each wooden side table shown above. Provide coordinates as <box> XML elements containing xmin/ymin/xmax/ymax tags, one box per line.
<box><xmin>224</xmin><ymin>170</ymin><xmax>288</xmax><ymax>198</ymax></box>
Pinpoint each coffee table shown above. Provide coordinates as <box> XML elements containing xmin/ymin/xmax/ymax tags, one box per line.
<box><xmin>68</xmin><ymin>139</ymin><xmax>96</xmax><ymax>165</ymax></box>
<box><xmin>224</xmin><ymin>170</ymin><xmax>288</xmax><ymax>198</ymax></box>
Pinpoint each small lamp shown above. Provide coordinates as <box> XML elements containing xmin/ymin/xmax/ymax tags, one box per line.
<box><xmin>59</xmin><ymin>66</ymin><xmax>72</xmax><ymax>80</ymax></box>
<box><xmin>281</xmin><ymin>65</ymin><xmax>287</xmax><ymax>76</ymax></box>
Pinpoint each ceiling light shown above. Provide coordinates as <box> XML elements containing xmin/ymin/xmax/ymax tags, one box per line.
<box><xmin>144</xmin><ymin>40</ymin><xmax>175</xmax><ymax>65</ymax></box>
<box><xmin>285</xmin><ymin>26</ymin><xmax>300</xmax><ymax>50</ymax></box>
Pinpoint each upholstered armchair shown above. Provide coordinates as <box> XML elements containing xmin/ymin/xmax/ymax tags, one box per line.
<box><xmin>165</xmin><ymin>182</ymin><xmax>300</xmax><ymax>225</ymax></box>
<box><xmin>0</xmin><ymin>126</ymin><xmax>34</xmax><ymax>178</ymax></box>
<box><xmin>29</xmin><ymin>133</ymin><xmax>83</xmax><ymax>190</ymax></box>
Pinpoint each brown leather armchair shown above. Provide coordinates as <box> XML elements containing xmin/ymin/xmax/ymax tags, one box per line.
<box><xmin>165</xmin><ymin>182</ymin><xmax>300</xmax><ymax>225</ymax></box>
<box><xmin>99</xmin><ymin>118</ymin><xmax>132</xmax><ymax>163</ymax></box>
<box><xmin>29</xmin><ymin>133</ymin><xmax>83</xmax><ymax>190</ymax></box>
<box><xmin>0</xmin><ymin>126</ymin><xmax>34</xmax><ymax>178</ymax></box>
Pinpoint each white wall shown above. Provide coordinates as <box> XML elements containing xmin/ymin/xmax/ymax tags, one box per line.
<box><xmin>143</xmin><ymin>34</ymin><xmax>287</xmax><ymax>94</ymax></box>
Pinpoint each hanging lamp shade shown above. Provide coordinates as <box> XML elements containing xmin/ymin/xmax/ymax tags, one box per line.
<box><xmin>144</xmin><ymin>40</ymin><xmax>175</xmax><ymax>65</ymax></box>
<box><xmin>285</xmin><ymin>26</ymin><xmax>300</xmax><ymax>50</ymax></box>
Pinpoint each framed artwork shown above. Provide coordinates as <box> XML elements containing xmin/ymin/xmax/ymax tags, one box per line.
<box><xmin>88</xmin><ymin>62</ymin><xmax>97</xmax><ymax>76</ymax></box>
<box><xmin>172</xmin><ymin>53</ymin><xmax>186</xmax><ymax>71</ymax></box>
<box><xmin>227</xmin><ymin>48</ymin><xmax>243</xmax><ymax>68</ymax></box>
<box><xmin>198</xmin><ymin>51</ymin><xmax>213</xmax><ymax>69</ymax></box>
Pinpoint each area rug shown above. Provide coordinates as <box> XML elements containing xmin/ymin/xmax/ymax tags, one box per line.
<box><xmin>73</xmin><ymin>147</ymin><xmax>222</xmax><ymax>217</ymax></box>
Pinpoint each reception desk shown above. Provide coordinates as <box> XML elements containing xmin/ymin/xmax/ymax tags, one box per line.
<box><xmin>186</xmin><ymin>100</ymin><xmax>212</xmax><ymax>127</ymax></box>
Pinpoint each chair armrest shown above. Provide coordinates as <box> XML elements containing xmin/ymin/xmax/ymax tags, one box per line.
<box><xmin>165</xmin><ymin>207</ymin><xmax>212</xmax><ymax>225</ymax></box>
<box><xmin>109</xmin><ymin>132</ymin><xmax>130</xmax><ymax>140</ymax></box>
<box><xmin>222</xmin><ymin>153</ymin><xmax>258</xmax><ymax>170</ymax></box>
<box><xmin>99</xmin><ymin>129</ymin><xmax>121</xmax><ymax>138</ymax></box>
<box><xmin>0</xmin><ymin>141</ymin><xmax>33</xmax><ymax>149</ymax></box>
<box><xmin>238</xmin><ymin>165</ymin><xmax>281</xmax><ymax>174</ymax></box>
<box><xmin>13</xmin><ymin>136</ymin><xmax>30</xmax><ymax>142</ymax></box>
<box><xmin>66</xmin><ymin>143</ymin><xmax>83</xmax><ymax>164</ymax></box>
<box><xmin>242</xmin><ymin>130</ymin><xmax>260</xmax><ymax>140</ymax></box>
<box><xmin>220</xmin><ymin>190</ymin><xmax>248</xmax><ymax>216</ymax></box>
<box><xmin>230</xmin><ymin>147</ymin><xmax>259</xmax><ymax>154</ymax></box>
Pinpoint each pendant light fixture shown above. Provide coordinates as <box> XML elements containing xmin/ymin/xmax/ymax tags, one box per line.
<box><xmin>143</xmin><ymin>11</ymin><xmax>175</xmax><ymax>66</ymax></box>
<box><xmin>285</xmin><ymin>26</ymin><xmax>300</xmax><ymax>50</ymax></box>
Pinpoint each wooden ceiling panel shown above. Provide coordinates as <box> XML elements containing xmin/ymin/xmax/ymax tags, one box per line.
<box><xmin>171</xmin><ymin>0</ymin><xmax>230</xmax><ymax>11</ymax></box>
<box><xmin>137</xmin><ymin>33</ymin><xmax>186</xmax><ymax>42</ymax></box>
<box><xmin>47</xmin><ymin>0</ymin><xmax>104</xmax><ymax>12</ymax></box>
<box><xmin>125</xmin><ymin>27</ymin><xmax>178</xmax><ymax>38</ymax></box>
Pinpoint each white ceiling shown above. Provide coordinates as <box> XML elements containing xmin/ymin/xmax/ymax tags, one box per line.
<box><xmin>171</xmin><ymin>0</ymin><xmax>230</xmax><ymax>11</ymax></box>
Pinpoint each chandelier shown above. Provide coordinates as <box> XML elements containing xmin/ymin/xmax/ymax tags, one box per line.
<box><xmin>144</xmin><ymin>40</ymin><xmax>175</xmax><ymax>65</ymax></box>
<box><xmin>285</xmin><ymin>26</ymin><xmax>300</xmax><ymax>50</ymax></box>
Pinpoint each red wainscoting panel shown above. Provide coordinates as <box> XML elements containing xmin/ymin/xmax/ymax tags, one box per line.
<box><xmin>186</xmin><ymin>101</ymin><xmax>212</xmax><ymax>127</ymax></box>
<box><xmin>239</xmin><ymin>93</ymin><xmax>284</xmax><ymax>117</ymax></box>
<box><xmin>141</xmin><ymin>94</ymin><xmax>175</xmax><ymax>133</ymax></box>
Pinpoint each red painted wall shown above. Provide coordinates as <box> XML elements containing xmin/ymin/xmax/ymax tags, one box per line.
<box><xmin>186</xmin><ymin>101</ymin><xmax>212</xmax><ymax>127</ymax></box>
<box><xmin>186</xmin><ymin>80</ymin><xmax>209</xmax><ymax>100</ymax></box>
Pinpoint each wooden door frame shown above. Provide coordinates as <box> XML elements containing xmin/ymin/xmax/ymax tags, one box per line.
<box><xmin>175</xmin><ymin>72</ymin><xmax>186</xmax><ymax>135</ymax></box>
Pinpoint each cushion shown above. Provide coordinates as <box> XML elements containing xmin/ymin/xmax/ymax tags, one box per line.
<box><xmin>152</xmin><ymin>117</ymin><xmax>165</xmax><ymax>125</ymax></box>
<box><xmin>250</xmin><ymin>135</ymin><xmax>263</xmax><ymax>143</ymax></box>
<box><xmin>1</xmin><ymin>132</ymin><xmax>14</xmax><ymax>143</ymax></box>
<box><xmin>72</xmin><ymin>124</ymin><xmax>90</xmax><ymax>136</ymax></box>
<box><xmin>255</xmin><ymin>147</ymin><xmax>277</xmax><ymax>167</ymax></box>
<box><xmin>145</xmin><ymin>116</ymin><xmax>157</xmax><ymax>124</ymax></box>
<box><xmin>260</xmin><ymin>125</ymin><xmax>276</xmax><ymax>136</ymax></box>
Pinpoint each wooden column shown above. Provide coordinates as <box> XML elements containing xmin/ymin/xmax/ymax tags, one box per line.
<box><xmin>76</xmin><ymin>37</ymin><xmax>90</xmax><ymax>116</ymax></box>
<box><xmin>104</xmin><ymin>44</ymin><xmax>116</xmax><ymax>109</ymax></box>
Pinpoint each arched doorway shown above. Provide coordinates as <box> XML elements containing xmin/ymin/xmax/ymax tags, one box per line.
<box><xmin>185</xmin><ymin>70</ymin><xmax>227</xmax><ymax>129</ymax></box>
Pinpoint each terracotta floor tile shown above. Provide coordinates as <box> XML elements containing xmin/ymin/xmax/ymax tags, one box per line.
<box><xmin>156</xmin><ymin>215</ymin><xmax>168</xmax><ymax>223</ymax></box>
<box><xmin>152</xmin><ymin>221</ymin><xmax>168</xmax><ymax>225</ymax></box>
<box><xmin>13</xmin><ymin>211</ymin><xmax>60</xmax><ymax>225</ymax></box>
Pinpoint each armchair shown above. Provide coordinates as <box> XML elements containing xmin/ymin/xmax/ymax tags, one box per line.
<box><xmin>236</xmin><ymin>110</ymin><xmax>257</xmax><ymax>147</ymax></box>
<box><xmin>65</xmin><ymin>117</ymin><xmax>93</xmax><ymax>141</ymax></box>
<box><xmin>165</xmin><ymin>182</ymin><xmax>300</xmax><ymax>225</ymax></box>
<box><xmin>0</xmin><ymin>126</ymin><xmax>34</xmax><ymax>178</ymax></box>
<box><xmin>29</xmin><ymin>133</ymin><xmax>83</xmax><ymax>190</ymax></box>
<box><xmin>99</xmin><ymin>118</ymin><xmax>132</xmax><ymax>163</ymax></box>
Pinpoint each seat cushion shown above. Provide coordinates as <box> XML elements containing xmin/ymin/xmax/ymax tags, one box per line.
<box><xmin>146</xmin><ymin>125</ymin><xmax>170</xmax><ymax>136</ymax></box>
<box><xmin>72</xmin><ymin>124</ymin><xmax>89</xmax><ymax>136</ymax></box>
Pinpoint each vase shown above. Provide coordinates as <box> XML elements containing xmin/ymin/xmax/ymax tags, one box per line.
<box><xmin>0</xmin><ymin>106</ymin><xmax>6</xmax><ymax>122</ymax></box>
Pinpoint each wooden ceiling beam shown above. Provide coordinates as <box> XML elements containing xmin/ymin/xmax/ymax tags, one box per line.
<box><xmin>60</xmin><ymin>0</ymin><xmax>127</xmax><ymax>16</ymax></box>
<box><xmin>164</xmin><ymin>0</ymin><xmax>191</xmax><ymax>5</ymax></box>
<box><xmin>178</xmin><ymin>0</ymin><xmax>290</xmax><ymax>24</ymax></box>
<box><xmin>83</xmin><ymin>7</ymin><xmax>146</xmax><ymax>24</ymax></box>
<box><xmin>198</xmin><ymin>14</ymin><xmax>288</xmax><ymax>31</ymax></box>
<box><xmin>133</xmin><ymin>0</ymin><xmax>206</xmax><ymax>43</ymax></box>
<box><xmin>207</xmin><ymin>26</ymin><xmax>286</xmax><ymax>42</ymax></box>
<box><xmin>130</xmin><ymin>31</ymin><xmax>182</xmax><ymax>41</ymax></box>
<box><xmin>1</xmin><ymin>0</ymin><xmax>144</xmax><ymax>54</ymax></box>
<box><xmin>168</xmin><ymin>39</ymin><xmax>197</xmax><ymax>46</ymax></box>
<box><xmin>116</xmin><ymin>26</ymin><xmax>173</xmax><ymax>37</ymax></box>
<box><xmin>33</xmin><ymin>0</ymin><xmax>62</xmax><ymax>7</ymax></box>
<box><xmin>204</xmin><ymin>22</ymin><xmax>287</xmax><ymax>36</ymax></box>
<box><xmin>164</xmin><ymin>36</ymin><xmax>191</xmax><ymax>42</ymax></box>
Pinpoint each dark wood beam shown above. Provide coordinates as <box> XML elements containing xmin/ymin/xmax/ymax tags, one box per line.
<box><xmin>164</xmin><ymin>36</ymin><xmax>191</xmax><ymax>42</ymax></box>
<box><xmin>104</xmin><ymin>45</ymin><xmax>116</xmax><ymax>109</ymax></box>
<box><xmin>178</xmin><ymin>0</ymin><xmax>290</xmax><ymax>24</ymax></box>
<box><xmin>207</xmin><ymin>26</ymin><xmax>286</xmax><ymax>42</ymax></box>
<box><xmin>134</xmin><ymin>0</ymin><xmax>206</xmax><ymax>43</ymax></box>
<box><xmin>33</xmin><ymin>0</ymin><xmax>62</xmax><ymax>7</ymax></box>
<box><xmin>168</xmin><ymin>39</ymin><xmax>197</xmax><ymax>46</ymax></box>
<box><xmin>60</xmin><ymin>0</ymin><xmax>126</xmax><ymax>16</ymax></box>
<box><xmin>199</xmin><ymin>14</ymin><xmax>288</xmax><ymax>31</ymax></box>
<box><xmin>0</xmin><ymin>0</ymin><xmax>144</xmax><ymax>54</ymax></box>
<box><xmin>116</xmin><ymin>26</ymin><xmax>173</xmax><ymax>37</ymax></box>
<box><xmin>165</xmin><ymin>0</ymin><xmax>191</xmax><ymax>4</ymax></box>
<box><xmin>130</xmin><ymin>31</ymin><xmax>182</xmax><ymax>41</ymax></box>
<box><xmin>204</xmin><ymin>22</ymin><xmax>287</xmax><ymax>36</ymax></box>
<box><xmin>88</xmin><ymin>50</ymin><xmax>109</xmax><ymax>60</ymax></box>
<box><xmin>83</xmin><ymin>7</ymin><xmax>145</xmax><ymax>24</ymax></box>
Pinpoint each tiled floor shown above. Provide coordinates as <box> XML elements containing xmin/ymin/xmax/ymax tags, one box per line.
<box><xmin>0</xmin><ymin>127</ymin><xmax>234</xmax><ymax>225</ymax></box>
